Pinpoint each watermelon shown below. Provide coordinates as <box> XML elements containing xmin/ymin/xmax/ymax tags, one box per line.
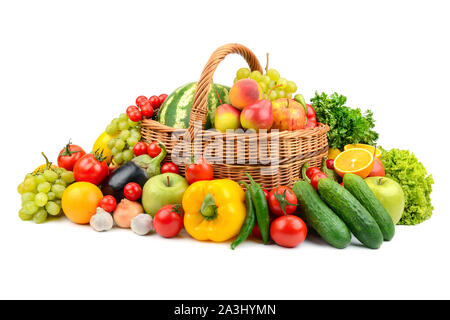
<box><xmin>157</xmin><ymin>82</ymin><xmax>230</xmax><ymax>129</ymax></box>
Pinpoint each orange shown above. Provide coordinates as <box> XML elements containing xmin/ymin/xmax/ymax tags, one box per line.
<box><xmin>328</xmin><ymin>148</ymin><xmax>341</xmax><ymax>160</ymax></box>
<box><xmin>344</xmin><ymin>144</ymin><xmax>382</xmax><ymax>159</ymax></box>
<box><xmin>334</xmin><ymin>148</ymin><xmax>374</xmax><ymax>178</ymax></box>
<box><xmin>62</xmin><ymin>182</ymin><xmax>103</xmax><ymax>224</ymax></box>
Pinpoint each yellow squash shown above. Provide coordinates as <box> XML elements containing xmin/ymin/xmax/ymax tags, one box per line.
<box><xmin>182</xmin><ymin>179</ymin><xmax>246</xmax><ymax>242</ymax></box>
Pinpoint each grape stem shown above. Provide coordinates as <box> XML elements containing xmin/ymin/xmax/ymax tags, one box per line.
<box><xmin>268</xmin><ymin>84</ymin><xmax>283</xmax><ymax>98</ymax></box>
<box><xmin>265</xmin><ymin>53</ymin><xmax>270</xmax><ymax>73</ymax></box>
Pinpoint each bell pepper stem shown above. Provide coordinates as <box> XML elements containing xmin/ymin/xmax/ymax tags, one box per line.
<box><xmin>200</xmin><ymin>193</ymin><xmax>217</xmax><ymax>220</ymax></box>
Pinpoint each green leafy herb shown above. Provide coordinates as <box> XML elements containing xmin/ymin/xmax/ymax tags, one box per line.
<box><xmin>310</xmin><ymin>92</ymin><xmax>379</xmax><ymax>150</ymax></box>
<box><xmin>380</xmin><ymin>148</ymin><xmax>434</xmax><ymax>225</ymax></box>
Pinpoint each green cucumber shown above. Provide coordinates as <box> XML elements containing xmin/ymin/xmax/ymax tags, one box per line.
<box><xmin>343</xmin><ymin>174</ymin><xmax>395</xmax><ymax>241</ymax></box>
<box><xmin>293</xmin><ymin>180</ymin><xmax>351</xmax><ymax>249</ymax></box>
<box><xmin>318</xmin><ymin>178</ymin><xmax>383</xmax><ymax>249</ymax></box>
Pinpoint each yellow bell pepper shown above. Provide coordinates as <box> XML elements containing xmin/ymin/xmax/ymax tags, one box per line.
<box><xmin>182</xmin><ymin>179</ymin><xmax>246</xmax><ymax>242</ymax></box>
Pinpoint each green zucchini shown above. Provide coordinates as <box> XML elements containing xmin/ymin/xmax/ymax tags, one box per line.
<box><xmin>318</xmin><ymin>178</ymin><xmax>383</xmax><ymax>249</ymax></box>
<box><xmin>293</xmin><ymin>180</ymin><xmax>351</xmax><ymax>249</ymax></box>
<box><xmin>343</xmin><ymin>174</ymin><xmax>395</xmax><ymax>241</ymax></box>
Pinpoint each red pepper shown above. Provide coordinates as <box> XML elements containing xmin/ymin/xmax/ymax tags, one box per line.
<box><xmin>305</xmin><ymin>104</ymin><xmax>317</xmax><ymax>129</ymax></box>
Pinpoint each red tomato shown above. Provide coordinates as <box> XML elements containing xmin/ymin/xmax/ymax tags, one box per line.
<box><xmin>310</xmin><ymin>172</ymin><xmax>328</xmax><ymax>190</ymax></box>
<box><xmin>161</xmin><ymin>162</ymin><xmax>180</xmax><ymax>174</ymax></box>
<box><xmin>133</xmin><ymin>142</ymin><xmax>148</xmax><ymax>156</ymax></box>
<box><xmin>268</xmin><ymin>186</ymin><xmax>298</xmax><ymax>216</ymax></box>
<box><xmin>185</xmin><ymin>158</ymin><xmax>213</xmax><ymax>184</ymax></box>
<box><xmin>305</xmin><ymin>166</ymin><xmax>321</xmax><ymax>179</ymax></box>
<box><xmin>159</xmin><ymin>94</ymin><xmax>168</xmax><ymax>105</ymax></box>
<box><xmin>98</xmin><ymin>195</ymin><xmax>117</xmax><ymax>213</ymax></box>
<box><xmin>126</xmin><ymin>105</ymin><xmax>142</xmax><ymax>122</ymax></box>
<box><xmin>73</xmin><ymin>152</ymin><xmax>109</xmax><ymax>185</ymax></box>
<box><xmin>123</xmin><ymin>182</ymin><xmax>142</xmax><ymax>201</ymax></box>
<box><xmin>154</xmin><ymin>204</ymin><xmax>184</xmax><ymax>238</ymax></box>
<box><xmin>270</xmin><ymin>215</ymin><xmax>307</xmax><ymax>248</ymax></box>
<box><xmin>147</xmin><ymin>142</ymin><xmax>162</xmax><ymax>158</ymax></box>
<box><xmin>57</xmin><ymin>141</ymin><xmax>86</xmax><ymax>171</ymax></box>
<box><xmin>140</xmin><ymin>101</ymin><xmax>154</xmax><ymax>118</ymax></box>
<box><xmin>136</xmin><ymin>96</ymin><xmax>148</xmax><ymax>108</ymax></box>
<box><xmin>305</xmin><ymin>104</ymin><xmax>317</xmax><ymax>129</ymax></box>
<box><xmin>341</xmin><ymin>182</ymin><xmax>345</xmax><ymax>187</ymax></box>
<box><xmin>262</xmin><ymin>189</ymin><xmax>269</xmax><ymax>200</ymax></box>
<box><xmin>149</xmin><ymin>95</ymin><xmax>161</xmax><ymax>109</ymax></box>
<box><xmin>326</xmin><ymin>159</ymin><xmax>334</xmax><ymax>170</ymax></box>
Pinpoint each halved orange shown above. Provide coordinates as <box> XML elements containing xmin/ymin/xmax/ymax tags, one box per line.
<box><xmin>334</xmin><ymin>148</ymin><xmax>374</xmax><ymax>178</ymax></box>
<box><xmin>344</xmin><ymin>144</ymin><xmax>382</xmax><ymax>158</ymax></box>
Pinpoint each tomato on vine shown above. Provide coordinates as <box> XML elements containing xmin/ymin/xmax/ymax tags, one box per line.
<box><xmin>268</xmin><ymin>186</ymin><xmax>297</xmax><ymax>216</ymax></box>
<box><xmin>57</xmin><ymin>140</ymin><xmax>86</xmax><ymax>171</ymax></box>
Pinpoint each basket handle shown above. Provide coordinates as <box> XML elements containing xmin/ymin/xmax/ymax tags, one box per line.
<box><xmin>188</xmin><ymin>43</ymin><xmax>263</xmax><ymax>138</ymax></box>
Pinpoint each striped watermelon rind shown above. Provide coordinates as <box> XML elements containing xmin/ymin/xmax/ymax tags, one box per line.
<box><xmin>157</xmin><ymin>82</ymin><xmax>230</xmax><ymax>129</ymax></box>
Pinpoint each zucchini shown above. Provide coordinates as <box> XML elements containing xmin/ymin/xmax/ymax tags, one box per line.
<box><xmin>343</xmin><ymin>174</ymin><xmax>395</xmax><ymax>241</ymax></box>
<box><xmin>318</xmin><ymin>178</ymin><xmax>383</xmax><ymax>249</ymax></box>
<box><xmin>293</xmin><ymin>180</ymin><xmax>351</xmax><ymax>249</ymax></box>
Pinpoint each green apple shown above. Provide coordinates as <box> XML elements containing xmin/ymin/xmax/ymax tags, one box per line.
<box><xmin>142</xmin><ymin>173</ymin><xmax>188</xmax><ymax>217</ymax></box>
<box><xmin>365</xmin><ymin>177</ymin><xmax>405</xmax><ymax>224</ymax></box>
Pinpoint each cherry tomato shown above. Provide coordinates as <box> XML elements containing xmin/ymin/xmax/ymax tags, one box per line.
<box><xmin>306</xmin><ymin>166</ymin><xmax>321</xmax><ymax>179</ymax></box>
<box><xmin>133</xmin><ymin>142</ymin><xmax>148</xmax><ymax>156</ymax></box>
<box><xmin>149</xmin><ymin>95</ymin><xmax>161</xmax><ymax>109</ymax></box>
<box><xmin>123</xmin><ymin>182</ymin><xmax>142</xmax><ymax>201</ymax></box>
<box><xmin>270</xmin><ymin>215</ymin><xmax>307</xmax><ymax>248</ymax></box>
<box><xmin>73</xmin><ymin>152</ymin><xmax>109</xmax><ymax>186</ymax></box>
<box><xmin>159</xmin><ymin>94</ymin><xmax>168</xmax><ymax>105</ymax></box>
<box><xmin>185</xmin><ymin>158</ymin><xmax>213</xmax><ymax>184</ymax></box>
<box><xmin>153</xmin><ymin>204</ymin><xmax>184</xmax><ymax>238</ymax></box>
<box><xmin>57</xmin><ymin>141</ymin><xmax>86</xmax><ymax>171</ymax></box>
<box><xmin>341</xmin><ymin>182</ymin><xmax>345</xmax><ymax>187</ymax></box>
<box><xmin>98</xmin><ymin>195</ymin><xmax>117</xmax><ymax>213</ymax></box>
<box><xmin>326</xmin><ymin>159</ymin><xmax>334</xmax><ymax>170</ymax></box>
<box><xmin>310</xmin><ymin>172</ymin><xmax>328</xmax><ymax>190</ymax></box>
<box><xmin>161</xmin><ymin>162</ymin><xmax>180</xmax><ymax>174</ymax></box>
<box><xmin>136</xmin><ymin>96</ymin><xmax>148</xmax><ymax>108</ymax></box>
<box><xmin>268</xmin><ymin>186</ymin><xmax>298</xmax><ymax>216</ymax></box>
<box><xmin>147</xmin><ymin>142</ymin><xmax>162</xmax><ymax>158</ymax></box>
<box><xmin>140</xmin><ymin>101</ymin><xmax>154</xmax><ymax>118</ymax></box>
<box><xmin>126</xmin><ymin>105</ymin><xmax>142</xmax><ymax>122</ymax></box>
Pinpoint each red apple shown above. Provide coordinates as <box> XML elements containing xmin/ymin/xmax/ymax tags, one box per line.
<box><xmin>214</xmin><ymin>104</ymin><xmax>241</xmax><ymax>132</ymax></box>
<box><xmin>271</xmin><ymin>98</ymin><xmax>306</xmax><ymax>131</ymax></box>
<box><xmin>240</xmin><ymin>99</ymin><xmax>273</xmax><ymax>130</ymax></box>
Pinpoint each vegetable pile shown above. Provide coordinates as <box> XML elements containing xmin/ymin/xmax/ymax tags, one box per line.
<box><xmin>16</xmin><ymin>49</ymin><xmax>434</xmax><ymax>250</ymax></box>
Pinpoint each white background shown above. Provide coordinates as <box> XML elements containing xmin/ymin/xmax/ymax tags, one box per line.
<box><xmin>0</xmin><ymin>0</ymin><xmax>449</xmax><ymax>300</ymax></box>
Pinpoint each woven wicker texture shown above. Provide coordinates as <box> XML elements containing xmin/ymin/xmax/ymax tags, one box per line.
<box><xmin>141</xmin><ymin>43</ymin><xmax>329</xmax><ymax>188</ymax></box>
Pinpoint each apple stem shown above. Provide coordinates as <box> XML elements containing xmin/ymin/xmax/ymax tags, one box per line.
<box><xmin>215</xmin><ymin>90</ymin><xmax>223</xmax><ymax>105</ymax></box>
<box><xmin>167</xmin><ymin>175</ymin><xmax>171</xmax><ymax>187</ymax></box>
<box><xmin>377</xmin><ymin>177</ymin><xmax>383</xmax><ymax>185</ymax></box>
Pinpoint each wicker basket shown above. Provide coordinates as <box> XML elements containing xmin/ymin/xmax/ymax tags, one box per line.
<box><xmin>141</xmin><ymin>43</ymin><xmax>329</xmax><ymax>188</ymax></box>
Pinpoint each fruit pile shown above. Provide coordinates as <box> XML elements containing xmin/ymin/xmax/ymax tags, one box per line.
<box><xmin>16</xmin><ymin>55</ymin><xmax>433</xmax><ymax>249</ymax></box>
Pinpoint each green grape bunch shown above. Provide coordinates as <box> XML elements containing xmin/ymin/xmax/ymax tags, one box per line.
<box><xmin>17</xmin><ymin>153</ymin><xmax>75</xmax><ymax>224</ymax></box>
<box><xmin>234</xmin><ymin>66</ymin><xmax>298</xmax><ymax>101</ymax></box>
<box><xmin>105</xmin><ymin>113</ymin><xmax>142</xmax><ymax>165</ymax></box>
